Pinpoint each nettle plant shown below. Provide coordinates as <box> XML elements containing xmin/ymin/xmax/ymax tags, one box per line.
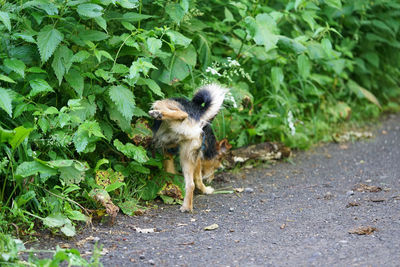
<box><xmin>0</xmin><ymin>0</ymin><xmax>399</xmax><ymax>239</ymax></box>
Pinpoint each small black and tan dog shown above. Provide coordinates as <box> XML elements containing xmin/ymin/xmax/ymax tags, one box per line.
<box><xmin>149</xmin><ymin>84</ymin><xmax>230</xmax><ymax>212</ymax></box>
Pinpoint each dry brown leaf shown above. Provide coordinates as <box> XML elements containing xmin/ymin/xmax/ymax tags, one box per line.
<box><xmin>234</xmin><ymin>188</ymin><xmax>244</xmax><ymax>193</ymax></box>
<box><xmin>89</xmin><ymin>189</ymin><xmax>119</xmax><ymax>224</ymax></box>
<box><xmin>339</xmin><ymin>144</ymin><xmax>349</xmax><ymax>150</ymax></box>
<box><xmin>353</xmin><ymin>184</ymin><xmax>382</xmax><ymax>193</ymax></box>
<box><xmin>60</xmin><ymin>243</ymin><xmax>71</xmax><ymax>249</ymax></box>
<box><xmin>346</xmin><ymin>202</ymin><xmax>360</xmax><ymax>208</ymax></box>
<box><xmin>204</xmin><ymin>223</ymin><xmax>219</xmax><ymax>231</ymax></box>
<box><xmin>76</xmin><ymin>236</ymin><xmax>95</xmax><ymax>247</ymax></box>
<box><xmin>349</xmin><ymin>226</ymin><xmax>377</xmax><ymax>235</ymax></box>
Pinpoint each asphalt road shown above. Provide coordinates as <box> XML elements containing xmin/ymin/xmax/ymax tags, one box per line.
<box><xmin>33</xmin><ymin>114</ymin><xmax>400</xmax><ymax>266</ymax></box>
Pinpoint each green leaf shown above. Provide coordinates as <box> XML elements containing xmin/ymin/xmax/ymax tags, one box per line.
<box><xmin>66</xmin><ymin>210</ymin><xmax>88</xmax><ymax>222</ymax></box>
<box><xmin>105</xmin><ymin>181</ymin><xmax>125</xmax><ymax>192</ymax></box>
<box><xmin>197</xmin><ymin>34</ymin><xmax>211</xmax><ymax>70</ymax></box>
<box><xmin>0</xmin><ymin>11</ymin><xmax>11</xmax><ymax>32</ymax></box>
<box><xmin>77</xmin><ymin>3</ymin><xmax>103</xmax><ymax>18</ymax></box>
<box><xmin>37</xmin><ymin>25</ymin><xmax>64</xmax><ymax>62</ymax></box>
<box><xmin>0</xmin><ymin>126</ymin><xmax>14</xmax><ymax>143</ymax></box>
<box><xmin>114</xmin><ymin>139</ymin><xmax>149</xmax><ymax>163</ymax></box>
<box><xmin>79</xmin><ymin>30</ymin><xmax>109</xmax><ymax>41</ymax></box>
<box><xmin>29</xmin><ymin>79</ymin><xmax>54</xmax><ymax>97</ymax></box>
<box><xmin>348</xmin><ymin>80</ymin><xmax>381</xmax><ymax>108</ymax></box>
<box><xmin>95</xmin><ymin>69</ymin><xmax>116</xmax><ymax>83</ymax></box>
<box><xmin>166</xmin><ymin>3</ymin><xmax>185</xmax><ymax>24</ymax></box>
<box><xmin>117</xmin><ymin>0</ymin><xmax>139</xmax><ymax>9</ymax></box>
<box><xmin>138</xmin><ymin>78</ymin><xmax>164</xmax><ymax>97</ymax></box>
<box><xmin>324</xmin><ymin>0</ymin><xmax>342</xmax><ymax>9</ymax></box>
<box><xmin>224</xmin><ymin>7</ymin><xmax>235</xmax><ymax>22</ymax></box>
<box><xmin>122</xmin><ymin>12</ymin><xmax>152</xmax><ymax>22</ymax></box>
<box><xmin>15</xmin><ymin>161</ymin><xmax>57</xmax><ymax>177</ymax></box>
<box><xmin>15</xmin><ymin>191</ymin><xmax>36</xmax><ymax>207</ymax></box>
<box><xmin>245</xmin><ymin>13</ymin><xmax>279</xmax><ymax>52</ymax></box>
<box><xmin>72</xmin><ymin>50</ymin><xmax>90</xmax><ymax>63</ymax></box>
<box><xmin>271</xmin><ymin>67</ymin><xmax>284</xmax><ymax>91</ymax></box>
<box><xmin>108</xmin><ymin>105</ymin><xmax>132</xmax><ymax>133</ymax></box>
<box><xmin>158</xmin><ymin>45</ymin><xmax>196</xmax><ymax>84</ymax></box>
<box><xmin>73</xmin><ymin>132</ymin><xmax>88</xmax><ymax>153</ymax></box>
<box><xmin>94</xmin><ymin>16</ymin><xmax>107</xmax><ymax>32</ymax></box>
<box><xmin>133</xmin><ymin>106</ymin><xmax>149</xmax><ymax>117</ymax></box>
<box><xmin>9</xmin><ymin>126</ymin><xmax>33</xmax><ymax>149</ymax></box>
<box><xmin>4</xmin><ymin>58</ymin><xmax>25</xmax><ymax>78</ymax></box>
<box><xmin>297</xmin><ymin>54</ymin><xmax>311</xmax><ymax>79</ymax></box>
<box><xmin>118</xmin><ymin>200</ymin><xmax>141</xmax><ymax>216</ymax></box>
<box><xmin>111</xmin><ymin>64</ymin><xmax>129</xmax><ymax>74</ymax></box>
<box><xmin>23</xmin><ymin>1</ymin><xmax>58</xmax><ymax>15</ymax></box>
<box><xmin>51</xmin><ymin>46</ymin><xmax>74</xmax><ymax>85</ymax></box>
<box><xmin>42</xmin><ymin>213</ymin><xmax>69</xmax><ymax>228</ymax></box>
<box><xmin>277</xmin><ymin>36</ymin><xmax>306</xmax><ymax>54</ymax></box>
<box><xmin>166</xmin><ymin>30</ymin><xmax>192</xmax><ymax>48</ymax></box>
<box><xmin>65</xmin><ymin>69</ymin><xmax>84</xmax><ymax>97</ymax></box>
<box><xmin>60</xmin><ymin>222</ymin><xmax>76</xmax><ymax>237</ymax></box>
<box><xmin>147</xmin><ymin>37</ymin><xmax>162</xmax><ymax>55</ymax></box>
<box><xmin>59</xmin><ymin>166</ymin><xmax>85</xmax><ymax>185</ymax></box>
<box><xmin>79</xmin><ymin>121</ymin><xmax>105</xmax><ymax>138</ymax></box>
<box><xmin>38</xmin><ymin>117</ymin><xmax>50</xmax><ymax>133</ymax></box>
<box><xmin>27</xmin><ymin>67</ymin><xmax>47</xmax><ymax>74</ymax></box>
<box><xmin>109</xmin><ymin>85</ymin><xmax>135</xmax><ymax>121</ymax></box>
<box><xmin>94</xmin><ymin>158</ymin><xmax>109</xmax><ymax>172</ymax></box>
<box><xmin>362</xmin><ymin>52</ymin><xmax>379</xmax><ymax>68</ymax></box>
<box><xmin>0</xmin><ymin>88</ymin><xmax>12</xmax><ymax>117</ymax></box>
<box><xmin>0</xmin><ymin>74</ymin><xmax>16</xmax><ymax>83</ymax></box>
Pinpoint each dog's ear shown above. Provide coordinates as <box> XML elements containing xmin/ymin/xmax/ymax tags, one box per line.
<box><xmin>216</xmin><ymin>139</ymin><xmax>232</xmax><ymax>155</ymax></box>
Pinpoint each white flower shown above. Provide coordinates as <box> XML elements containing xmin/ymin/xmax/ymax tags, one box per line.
<box><xmin>226</xmin><ymin>93</ymin><xmax>237</xmax><ymax>108</ymax></box>
<box><xmin>287</xmin><ymin>111</ymin><xmax>296</xmax><ymax>136</ymax></box>
<box><xmin>206</xmin><ymin>67</ymin><xmax>222</xmax><ymax>76</ymax></box>
<box><xmin>227</xmin><ymin>58</ymin><xmax>240</xmax><ymax>67</ymax></box>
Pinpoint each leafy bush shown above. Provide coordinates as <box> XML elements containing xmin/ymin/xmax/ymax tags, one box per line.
<box><xmin>0</xmin><ymin>232</ymin><xmax>102</xmax><ymax>266</ymax></box>
<box><xmin>0</xmin><ymin>0</ymin><xmax>399</xmax><ymax>242</ymax></box>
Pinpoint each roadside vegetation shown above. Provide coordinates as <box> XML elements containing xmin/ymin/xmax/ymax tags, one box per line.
<box><xmin>1</xmin><ymin>0</ymin><xmax>399</xmax><ymax>265</ymax></box>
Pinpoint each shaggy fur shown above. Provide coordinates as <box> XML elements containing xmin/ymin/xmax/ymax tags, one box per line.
<box><xmin>149</xmin><ymin>84</ymin><xmax>230</xmax><ymax>212</ymax></box>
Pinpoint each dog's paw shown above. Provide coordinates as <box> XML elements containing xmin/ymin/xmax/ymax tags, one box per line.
<box><xmin>149</xmin><ymin>110</ymin><xmax>162</xmax><ymax>120</ymax></box>
<box><xmin>180</xmin><ymin>205</ymin><xmax>193</xmax><ymax>213</ymax></box>
<box><xmin>204</xmin><ymin>186</ymin><xmax>214</xmax><ymax>195</ymax></box>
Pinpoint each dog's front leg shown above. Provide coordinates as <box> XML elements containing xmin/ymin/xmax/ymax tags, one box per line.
<box><xmin>180</xmin><ymin>158</ymin><xmax>195</xmax><ymax>212</ymax></box>
<box><xmin>179</xmin><ymin>140</ymin><xmax>201</xmax><ymax>212</ymax></box>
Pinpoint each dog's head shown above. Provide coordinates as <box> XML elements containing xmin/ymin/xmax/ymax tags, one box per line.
<box><xmin>202</xmin><ymin>139</ymin><xmax>232</xmax><ymax>183</ymax></box>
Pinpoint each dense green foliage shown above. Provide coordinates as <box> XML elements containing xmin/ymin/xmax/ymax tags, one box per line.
<box><xmin>0</xmin><ymin>0</ymin><xmax>400</xmax><ymax>261</ymax></box>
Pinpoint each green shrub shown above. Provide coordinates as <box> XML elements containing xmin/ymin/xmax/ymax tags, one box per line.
<box><xmin>0</xmin><ymin>0</ymin><xmax>399</xmax><ymax>241</ymax></box>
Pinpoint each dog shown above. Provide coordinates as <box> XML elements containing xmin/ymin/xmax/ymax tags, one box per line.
<box><xmin>149</xmin><ymin>84</ymin><xmax>230</xmax><ymax>212</ymax></box>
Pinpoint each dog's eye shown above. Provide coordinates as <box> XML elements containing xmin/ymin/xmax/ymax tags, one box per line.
<box><xmin>201</xmin><ymin>102</ymin><xmax>205</xmax><ymax>107</ymax></box>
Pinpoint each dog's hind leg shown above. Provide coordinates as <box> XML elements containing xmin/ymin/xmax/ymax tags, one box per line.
<box><xmin>149</xmin><ymin>100</ymin><xmax>188</xmax><ymax>120</ymax></box>
<box><xmin>194</xmin><ymin>158</ymin><xmax>214</xmax><ymax>194</ymax></box>
<box><xmin>163</xmin><ymin>152</ymin><xmax>176</xmax><ymax>174</ymax></box>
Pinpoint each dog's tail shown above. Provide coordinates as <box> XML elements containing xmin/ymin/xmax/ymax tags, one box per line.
<box><xmin>192</xmin><ymin>83</ymin><xmax>228</xmax><ymax>122</ymax></box>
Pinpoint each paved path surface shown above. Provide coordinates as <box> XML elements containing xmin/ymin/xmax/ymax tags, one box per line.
<box><xmin>34</xmin><ymin>114</ymin><xmax>400</xmax><ymax>266</ymax></box>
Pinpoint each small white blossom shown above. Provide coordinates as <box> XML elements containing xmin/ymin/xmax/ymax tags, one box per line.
<box><xmin>206</xmin><ymin>67</ymin><xmax>222</xmax><ymax>76</ymax></box>
<box><xmin>227</xmin><ymin>57</ymin><xmax>240</xmax><ymax>67</ymax></box>
<box><xmin>226</xmin><ymin>93</ymin><xmax>237</xmax><ymax>108</ymax></box>
<box><xmin>287</xmin><ymin>111</ymin><xmax>296</xmax><ymax>136</ymax></box>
